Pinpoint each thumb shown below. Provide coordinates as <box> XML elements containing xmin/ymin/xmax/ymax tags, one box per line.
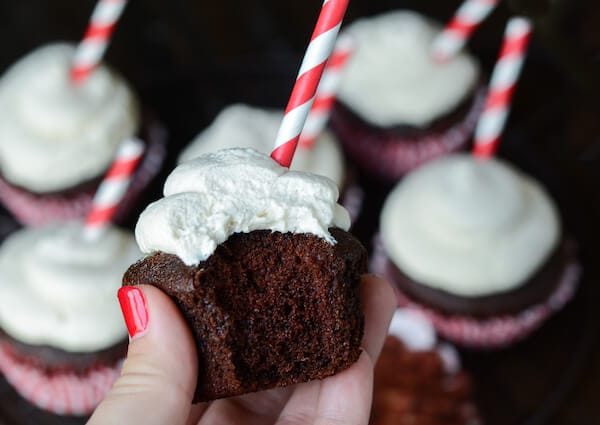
<box><xmin>88</xmin><ymin>285</ymin><xmax>198</xmax><ymax>425</ymax></box>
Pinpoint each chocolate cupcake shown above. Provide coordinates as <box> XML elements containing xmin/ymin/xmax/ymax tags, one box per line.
<box><xmin>123</xmin><ymin>147</ymin><xmax>366</xmax><ymax>401</ymax></box>
<box><xmin>331</xmin><ymin>10</ymin><xmax>485</xmax><ymax>181</ymax></box>
<box><xmin>372</xmin><ymin>309</ymin><xmax>481</xmax><ymax>425</ymax></box>
<box><xmin>178</xmin><ymin>103</ymin><xmax>363</xmax><ymax>223</ymax></box>
<box><xmin>371</xmin><ymin>154</ymin><xmax>580</xmax><ymax>348</ymax></box>
<box><xmin>0</xmin><ymin>43</ymin><xmax>167</xmax><ymax>226</ymax></box>
<box><xmin>0</xmin><ymin>221</ymin><xmax>141</xmax><ymax>416</ymax></box>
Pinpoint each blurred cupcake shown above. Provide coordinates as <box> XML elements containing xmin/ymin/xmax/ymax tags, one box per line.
<box><xmin>331</xmin><ymin>10</ymin><xmax>485</xmax><ymax>181</ymax></box>
<box><xmin>0</xmin><ymin>43</ymin><xmax>167</xmax><ymax>226</ymax></box>
<box><xmin>0</xmin><ymin>221</ymin><xmax>140</xmax><ymax>416</ymax></box>
<box><xmin>178</xmin><ymin>103</ymin><xmax>363</xmax><ymax>222</ymax></box>
<box><xmin>372</xmin><ymin>309</ymin><xmax>480</xmax><ymax>425</ymax></box>
<box><xmin>371</xmin><ymin>153</ymin><xmax>580</xmax><ymax>349</ymax></box>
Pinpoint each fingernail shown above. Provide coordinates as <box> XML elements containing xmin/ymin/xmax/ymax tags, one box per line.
<box><xmin>118</xmin><ymin>286</ymin><xmax>149</xmax><ymax>339</ymax></box>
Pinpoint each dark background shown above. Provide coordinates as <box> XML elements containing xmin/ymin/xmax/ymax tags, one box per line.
<box><xmin>0</xmin><ymin>0</ymin><xmax>599</xmax><ymax>424</ymax></box>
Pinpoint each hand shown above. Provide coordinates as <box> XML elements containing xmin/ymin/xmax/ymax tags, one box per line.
<box><xmin>88</xmin><ymin>275</ymin><xmax>396</xmax><ymax>425</ymax></box>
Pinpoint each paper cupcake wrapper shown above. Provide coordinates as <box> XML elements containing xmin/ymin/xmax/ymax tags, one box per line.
<box><xmin>331</xmin><ymin>87</ymin><xmax>486</xmax><ymax>181</ymax></box>
<box><xmin>371</xmin><ymin>234</ymin><xmax>582</xmax><ymax>349</ymax></box>
<box><xmin>0</xmin><ymin>121</ymin><xmax>168</xmax><ymax>227</ymax></box>
<box><xmin>0</xmin><ymin>341</ymin><xmax>122</xmax><ymax>416</ymax></box>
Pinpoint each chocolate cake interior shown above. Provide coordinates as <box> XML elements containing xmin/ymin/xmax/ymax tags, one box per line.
<box><xmin>124</xmin><ymin>228</ymin><xmax>367</xmax><ymax>402</ymax></box>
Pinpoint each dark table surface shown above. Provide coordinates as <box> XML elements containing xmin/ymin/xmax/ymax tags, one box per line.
<box><xmin>0</xmin><ymin>0</ymin><xmax>599</xmax><ymax>424</ymax></box>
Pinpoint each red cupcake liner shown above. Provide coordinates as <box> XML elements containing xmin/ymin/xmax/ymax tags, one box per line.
<box><xmin>0</xmin><ymin>121</ymin><xmax>167</xmax><ymax>227</ymax></box>
<box><xmin>331</xmin><ymin>87</ymin><xmax>486</xmax><ymax>181</ymax></box>
<box><xmin>371</xmin><ymin>234</ymin><xmax>581</xmax><ymax>349</ymax></box>
<box><xmin>0</xmin><ymin>341</ymin><xmax>122</xmax><ymax>416</ymax></box>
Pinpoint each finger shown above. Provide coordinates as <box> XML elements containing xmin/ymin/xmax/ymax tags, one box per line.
<box><xmin>88</xmin><ymin>285</ymin><xmax>201</xmax><ymax>425</ymax></box>
<box><xmin>199</xmin><ymin>386</ymin><xmax>293</xmax><ymax>425</ymax></box>
<box><xmin>360</xmin><ymin>274</ymin><xmax>396</xmax><ymax>360</ymax></box>
<box><xmin>275</xmin><ymin>274</ymin><xmax>396</xmax><ymax>425</ymax></box>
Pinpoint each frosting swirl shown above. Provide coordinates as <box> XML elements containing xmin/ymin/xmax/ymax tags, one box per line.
<box><xmin>0</xmin><ymin>222</ymin><xmax>141</xmax><ymax>352</ymax></box>
<box><xmin>136</xmin><ymin>148</ymin><xmax>350</xmax><ymax>265</ymax></box>
<box><xmin>178</xmin><ymin>104</ymin><xmax>345</xmax><ymax>187</ymax></box>
<box><xmin>380</xmin><ymin>154</ymin><xmax>560</xmax><ymax>296</ymax></box>
<box><xmin>338</xmin><ymin>10</ymin><xmax>480</xmax><ymax>127</ymax></box>
<box><xmin>0</xmin><ymin>43</ymin><xmax>140</xmax><ymax>192</ymax></box>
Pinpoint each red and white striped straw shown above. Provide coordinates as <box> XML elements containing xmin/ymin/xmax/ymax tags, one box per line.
<box><xmin>431</xmin><ymin>0</ymin><xmax>500</xmax><ymax>63</ymax></box>
<box><xmin>71</xmin><ymin>0</ymin><xmax>128</xmax><ymax>84</ymax></box>
<box><xmin>298</xmin><ymin>33</ymin><xmax>355</xmax><ymax>149</ymax></box>
<box><xmin>82</xmin><ymin>138</ymin><xmax>144</xmax><ymax>240</ymax></box>
<box><xmin>271</xmin><ymin>0</ymin><xmax>350</xmax><ymax>167</ymax></box>
<box><xmin>473</xmin><ymin>16</ymin><xmax>532</xmax><ymax>158</ymax></box>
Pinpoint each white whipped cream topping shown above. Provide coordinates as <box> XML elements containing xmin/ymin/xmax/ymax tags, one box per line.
<box><xmin>0</xmin><ymin>43</ymin><xmax>140</xmax><ymax>192</ymax></box>
<box><xmin>0</xmin><ymin>222</ymin><xmax>141</xmax><ymax>352</ymax></box>
<box><xmin>381</xmin><ymin>154</ymin><xmax>560</xmax><ymax>297</ymax></box>
<box><xmin>338</xmin><ymin>10</ymin><xmax>480</xmax><ymax>127</ymax></box>
<box><xmin>178</xmin><ymin>104</ymin><xmax>345</xmax><ymax>187</ymax></box>
<box><xmin>136</xmin><ymin>148</ymin><xmax>350</xmax><ymax>265</ymax></box>
<box><xmin>388</xmin><ymin>309</ymin><xmax>436</xmax><ymax>351</ymax></box>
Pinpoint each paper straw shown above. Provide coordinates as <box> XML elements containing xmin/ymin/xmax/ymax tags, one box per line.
<box><xmin>82</xmin><ymin>138</ymin><xmax>144</xmax><ymax>240</ymax></box>
<box><xmin>298</xmin><ymin>33</ymin><xmax>355</xmax><ymax>149</ymax></box>
<box><xmin>473</xmin><ymin>16</ymin><xmax>532</xmax><ymax>158</ymax></box>
<box><xmin>431</xmin><ymin>0</ymin><xmax>500</xmax><ymax>63</ymax></box>
<box><xmin>271</xmin><ymin>0</ymin><xmax>350</xmax><ymax>167</ymax></box>
<box><xmin>71</xmin><ymin>0</ymin><xmax>128</xmax><ymax>84</ymax></box>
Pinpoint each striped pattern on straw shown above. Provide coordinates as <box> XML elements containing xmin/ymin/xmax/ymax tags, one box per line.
<box><xmin>83</xmin><ymin>137</ymin><xmax>145</xmax><ymax>240</ymax></box>
<box><xmin>71</xmin><ymin>0</ymin><xmax>128</xmax><ymax>83</ymax></box>
<box><xmin>473</xmin><ymin>16</ymin><xmax>532</xmax><ymax>158</ymax></box>
<box><xmin>271</xmin><ymin>0</ymin><xmax>350</xmax><ymax>168</ymax></box>
<box><xmin>299</xmin><ymin>33</ymin><xmax>355</xmax><ymax>149</ymax></box>
<box><xmin>431</xmin><ymin>0</ymin><xmax>499</xmax><ymax>63</ymax></box>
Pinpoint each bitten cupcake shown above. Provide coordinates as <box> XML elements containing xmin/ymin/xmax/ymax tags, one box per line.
<box><xmin>0</xmin><ymin>221</ymin><xmax>140</xmax><ymax>416</ymax></box>
<box><xmin>124</xmin><ymin>147</ymin><xmax>366</xmax><ymax>401</ymax></box>
<box><xmin>331</xmin><ymin>10</ymin><xmax>485</xmax><ymax>181</ymax></box>
<box><xmin>178</xmin><ymin>103</ymin><xmax>363</xmax><ymax>222</ymax></box>
<box><xmin>0</xmin><ymin>43</ymin><xmax>167</xmax><ymax>226</ymax></box>
<box><xmin>371</xmin><ymin>153</ymin><xmax>580</xmax><ymax>348</ymax></box>
<box><xmin>372</xmin><ymin>309</ymin><xmax>480</xmax><ymax>425</ymax></box>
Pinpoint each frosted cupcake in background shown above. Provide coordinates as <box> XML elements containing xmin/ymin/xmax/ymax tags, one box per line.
<box><xmin>0</xmin><ymin>43</ymin><xmax>167</xmax><ymax>226</ymax></box>
<box><xmin>331</xmin><ymin>10</ymin><xmax>485</xmax><ymax>181</ymax></box>
<box><xmin>178</xmin><ymin>103</ymin><xmax>363</xmax><ymax>222</ymax></box>
<box><xmin>371</xmin><ymin>154</ymin><xmax>580</xmax><ymax>349</ymax></box>
<box><xmin>371</xmin><ymin>309</ymin><xmax>480</xmax><ymax>425</ymax></box>
<box><xmin>0</xmin><ymin>221</ymin><xmax>140</xmax><ymax>417</ymax></box>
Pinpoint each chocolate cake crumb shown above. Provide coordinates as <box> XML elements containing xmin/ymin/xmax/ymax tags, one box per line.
<box><xmin>123</xmin><ymin>228</ymin><xmax>367</xmax><ymax>402</ymax></box>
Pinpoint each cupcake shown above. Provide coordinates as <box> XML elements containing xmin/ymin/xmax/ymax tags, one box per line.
<box><xmin>124</xmin><ymin>147</ymin><xmax>366</xmax><ymax>401</ymax></box>
<box><xmin>0</xmin><ymin>43</ymin><xmax>167</xmax><ymax>226</ymax></box>
<box><xmin>0</xmin><ymin>221</ymin><xmax>141</xmax><ymax>416</ymax></box>
<box><xmin>371</xmin><ymin>153</ymin><xmax>581</xmax><ymax>348</ymax></box>
<box><xmin>178</xmin><ymin>103</ymin><xmax>363</xmax><ymax>222</ymax></box>
<box><xmin>372</xmin><ymin>309</ymin><xmax>481</xmax><ymax>425</ymax></box>
<box><xmin>331</xmin><ymin>10</ymin><xmax>485</xmax><ymax>181</ymax></box>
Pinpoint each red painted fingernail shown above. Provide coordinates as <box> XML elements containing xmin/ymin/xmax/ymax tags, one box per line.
<box><xmin>118</xmin><ymin>286</ymin><xmax>149</xmax><ymax>339</ymax></box>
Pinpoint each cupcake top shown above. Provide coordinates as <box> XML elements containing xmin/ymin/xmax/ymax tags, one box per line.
<box><xmin>136</xmin><ymin>147</ymin><xmax>350</xmax><ymax>266</ymax></box>
<box><xmin>0</xmin><ymin>43</ymin><xmax>140</xmax><ymax>193</ymax></box>
<box><xmin>0</xmin><ymin>222</ymin><xmax>140</xmax><ymax>352</ymax></box>
<box><xmin>337</xmin><ymin>10</ymin><xmax>480</xmax><ymax>128</ymax></box>
<box><xmin>380</xmin><ymin>154</ymin><xmax>560</xmax><ymax>297</ymax></box>
<box><xmin>178</xmin><ymin>103</ymin><xmax>345</xmax><ymax>187</ymax></box>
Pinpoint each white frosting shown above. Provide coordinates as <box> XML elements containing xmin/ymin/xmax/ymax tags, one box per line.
<box><xmin>178</xmin><ymin>104</ymin><xmax>345</xmax><ymax>187</ymax></box>
<box><xmin>380</xmin><ymin>154</ymin><xmax>560</xmax><ymax>297</ymax></box>
<box><xmin>0</xmin><ymin>43</ymin><xmax>140</xmax><ymax>192</ymax></box>
<box><xmin>136</xmin><ymin>148</ymin><xmax>350</xmax><ymax>266</ymax></box>
<box><xmin>388</xmin><ymin>309</ymin><xmax>436</xmax><ymax>351</ymax></box>
<box><xmin>338</xmin><ymin>11</ymin><xmax>480</xmax><ymax>127</ymax></box>
<box><xmin>0</xmin><ymin>222</ymin><xmax>141</xmax><ymax>352</ymax></box>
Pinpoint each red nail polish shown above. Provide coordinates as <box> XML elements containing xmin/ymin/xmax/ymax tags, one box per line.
<box><xmin>118</xmin><ymin>286</ymin><xmax>149</xmax><ymax>339</ymax></box>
